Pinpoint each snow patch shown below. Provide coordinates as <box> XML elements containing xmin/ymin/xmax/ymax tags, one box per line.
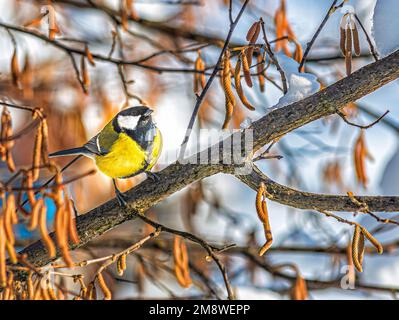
<box><xmin>372</xmin><ymin>0</ymin><xmax>399</xmax><ymax>57</ymax></box>
<box><xmin>270</xmin><ymin>53</ymin><xmax>320</xmax><ymax>110</ymax></box>
<box><xmin>340</xmin><ymin>4</ymin><xmax>355</xmax><ymax>14</ymax></box>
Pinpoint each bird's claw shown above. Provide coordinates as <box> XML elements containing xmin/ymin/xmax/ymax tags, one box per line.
<box><xmin>115</xmin><ymin>190</ymin><xmax>128</xmax><ymax>207</ymax></box>
<box><xmin>146</xmin><ymin>171</ymin><xmax>160</xmax><ymax>181</ymax></box>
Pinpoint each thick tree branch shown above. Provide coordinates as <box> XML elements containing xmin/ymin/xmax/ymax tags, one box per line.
<box><xmin>238</xmin><ymin>164</ymin><xmax>399</xmax><ymax>212</ymax></box>
<box><xmin>17</xmin><ymin>49</ymin><xmax>399</xmax><ymax>270</ymax></box>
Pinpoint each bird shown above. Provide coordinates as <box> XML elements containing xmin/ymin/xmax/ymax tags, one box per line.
<box><xmin>49</xmin><ymin>106</ymin><xmax>162</xmax><ymax>206</ymax></box>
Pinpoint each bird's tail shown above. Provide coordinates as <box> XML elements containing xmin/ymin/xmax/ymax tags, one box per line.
<box><xmin>49</xmin><ymin>147</ymin><xmax>89</xmax><ymax>158</ymax></box>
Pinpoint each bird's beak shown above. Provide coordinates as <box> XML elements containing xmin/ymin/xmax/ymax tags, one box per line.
<box><xmin>144</xmin><ymin>109</ymin><xmax>153</xmax><ymax>116</ymax></box>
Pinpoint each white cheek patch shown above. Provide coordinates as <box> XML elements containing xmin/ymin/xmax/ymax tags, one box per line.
<box><xmin>117</xmin><ymin>115</ymin><xmax>140</xmax><ymax>131</ymax></box>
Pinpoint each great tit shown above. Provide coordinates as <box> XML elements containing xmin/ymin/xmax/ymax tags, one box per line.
<box><xmin>49</xmin><ymin>106</ymin><xmax>162</xmax><ymax>206</ymax></box>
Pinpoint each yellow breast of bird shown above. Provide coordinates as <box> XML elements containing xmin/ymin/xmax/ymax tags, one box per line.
<box><xmin>94</xmin><ymin>129</ymin><xmax>162</xmax><ymax>179</ymax></box>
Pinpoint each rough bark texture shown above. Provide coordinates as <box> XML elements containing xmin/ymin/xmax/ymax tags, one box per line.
<box><xmin>18</xmin><ymin>50</ymin><xmax>399</xmax><ymax>269</ymax></box>
<box><xmin>238</xmin><ymin>165</ymin><xmax>399</xmax><ymax>212</ymax></box>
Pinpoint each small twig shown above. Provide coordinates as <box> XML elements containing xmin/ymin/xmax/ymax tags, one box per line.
<box><xmin>298</xmin><ymin>0</ymin><xmax>340</xmax><ymax>72</ymax></box>
<box><xmin>117</xmin><ymin>64</ymin><xmax>147</xmax><ymax>105</ymax></box>
<box><xmin>316</xmin><ymin>208</ymin><xmax>357</xmax><ymax>226</ymax></box>
<box><xmin>228</xmin><ymin>0</ymin><xmax>234</xmax><ymax>25</ymax></box>
<box><xmin>354</xmin><ymin>14</ymin><xmax>379</xmax><ymax>61</ymax></box>
<box><xmin>253</xmin><ymin>154</ymin><xmax>283</xmax><ymax>162</ymax></box>
<box><xmin>338</xmin><ymin>110</ymin><xmax>389</xmax><ymax>129</ymax></box>
<box><xmin>67</xmin><ymin>52</ymin><xmax>87</xmax><ymax>94</ymax></box>
<box><xmin>357</xmin><ymin>104</ymin><xmax>399</xmax><ymax>134</ymax></box>
<box><xmin>259</xmin><ymin>18</ymin><xmax>288</xmax><ymax>94</ymax></box>
<box><xmin>347</xmin><ymin>192</ymin><xmax>399</xmax><ymax>226</ymax></box>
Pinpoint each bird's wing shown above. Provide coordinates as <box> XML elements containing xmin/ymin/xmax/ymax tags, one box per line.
<box><xmin>88</xmin><ymin>121</ymin><xmax>119</xmax><ymax>155</ymax></box>
<box><xmin>83</xmin><ymin>135</ymin><xmax>102</xmax><ymax>155</ymax></box>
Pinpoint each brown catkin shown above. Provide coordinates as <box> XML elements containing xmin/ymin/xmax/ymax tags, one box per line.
<box><xmin>6</xmin><ymin>151</ymin><xmax>15</xmax><ymax>173</ymax></box>
<box><xmin>255</xmin><ymin>182</ymin><xmax>273</xmax><ymax>256</ymax></box>
<box><xmin>222</xmin><ymin>51</ymin><xmax>236</xmax><ymax>106</ymax></box>
<box><xmin>257</xmin><ymin>54</ymin><xmax>265</xmax><ymax>92</ymax></box>
<box><xmin>85</xmin><ymin>45</ymin><xmax>96</xmax><ymax>66</ymax></box>
<box><xmin>40</xmin><ymin>120</ymin><xmax>49</xmax><ymax>165</ymax></box>
<box><xmin>234</xmin><ymin>58</ymin><xmax>255</xmax><ymax>111</ymax></box>
<box><xmin>361</xmin><ymin>227</ymin><xmax>383</xmax><ymax>254</ymax></box>
<box><xmin>352</xmin><ymin>225</ymin><xmax>363</xmax><ymax>272</ymax></box>
<box><xmin>193</xmin><ymin>64</ymin><xmax>200</xmax><ymax>94</ymax></box>
<box><xmin>97</xmin><ymin>273</ymin><xmax>112</xmax><ymax>300</ymax></box>
<box><xmin>40</xmin><ymin>285</ymin><xmax>50</xmax><ymax>300</ymax></box>
<box><xmin>39</xmin><ymin>204</ymin><xmax>56</xmax><ymax>258</ymax></box>
<box><xmin>5</xmin><ymin>120</ymin><xmax>14</xmax><ymax>149</ymax></box>
<box><xmin>345</xmin><ymin>27</ymin><xmax>353</xmax><ymax>75</ymax></box>
<box><xmin>173</xmin><ymin>236</ymin><xmax>192</xmax><ymax>288</ymax></box>
<box><xmin>291</xmin><ymin>274</ymin><xmax>308</xmax><ymax>300</ymax></box>
<box><xmin>222</xmin><ymin>100</ymin><xmax>233</xmax><ymax>130</ymax></box>
<box><xmin>6</xmin><ymin>239</ymin><xmax>17</xmax><ymax>264</ymax></box>
<box><xmin>47</xmin><ymin>286</ymin><xmax>58</xmax><ymax>300</ymax></box>
<box><xmin>246</xmin><ymin>22</ymin><xmax>260</xmax><ymax>67</ymax></box>
<box><xmin>352</xmin><ymin>24</ymin><xmax>361</xmax><ymax>56</ymax></box>
<box><xmin>255</xmin><ymin>182</ymin><xmax>266</xmax><ymax>221</ymax></box>
<box><xmin>116</xmin><ymin>257</ymin><xmax>123</xmax><ymax>276</ymax></box>
<box><xmin>174</xmin><ymin>264</ymin><xmax>187</xmax><ymax>287</ymax></box>
<box><xmin>66</xmin><ymin>199</ymin><xmax>79</xmax><ymax>245</ymax></box>
<box><xmin>198</xmin><ymin>60</ymin><xmax>206</xmax><ymax>89</ymax></box>
<box><xmin>0</xmin><ymin>216</ymin><xmax>7</xmax><ymax>287</ymax></box>
<box><xmin>194</xmin><ymin>51</ymin><xmax>206</xmax><ymax>93</ymax></box>
<box><xmin>120</xmin><ymin>4</ymin><xmax>129</xmax><ymax>31</ymax></box>
<box><xmin>28</xmin><ymin>198</ymin><xmax>43</xmax><ymax>231</ymax></box>
<box><xmin>259</xmin><ymin>199</ymin><xmax>273</xmax><ymax>256</ymax></box>
<box><xmin>4</xmin><ymin>194</ymin><xmax>16</xmax><ymax>244</ymax></box>
<box><xmin>358</xmin><ymin>231</ymin><xmax>365</xmax><ymax>265</ymax></box>
<box><xmin>241</xmin><ymin>49</ymin><xmax>253</xmax><ymax>87</ymax></box>
<box><xmin>340</xmin><ymin>27</ymin><xmax>346</xmax><ymax>56</ymax></box>
<box><xmin>47</xmin><ymin>5</ymin><xmax>58</xmax><ymax>40</ymax></box>
<box><xmin>1</xmin><ymin>108</ymin><xmax>8</xmax><ymax>141</ymax></box>
<box><xmin>32</xmin><ymin>124</ymin><xmax>43</xmax><ymax>181</ymax></box>
<box><xmin>11</xmin><ymin>49</ymin><xmax>20</xmax><ymax>87</ymax></box>
<box><xmin>27</xmin><ymin>272</ymin><xmax>34</xmax><ymax>300</ymax></box>
<box><xmin>3</xmin><ymin>272</ymin><xmax>14</xmax><ymax>300</ymax></box>
<box><xmin>246</xmin><ymin>22</ymin><xmax>259</xmax><ymax>42</ymax></box>
<box><xmin>81</xmin><ymin>55</ymin><xmax>90</xmax><ymax>92</ymax></box>
<box><xmin>246</xmin><ymin>47</ymin><xmax>255</xmax><ymax>71</ymax></box>
<box><xmin>54</xmin><ymin>207</ymin><xmax>67</xmax><ymax>263</ymax></box>
<box><xmin>54</xmin><ymin>204</ymin><xmax>66</xmax><ymax>249</ymax></box>
<box><xmin>354</xmin><ymin>131</ymin><xmax>368</xmax><ymax>187</ymax></box>
<box><xmin>118</xmin><ymin>254</ymin><xmax>127</xmax><ymax>275</ymax></box>
<box><xmin>293</xmin><ymin>41</ymin><xmax>303</xmax><ymax>65</ymax></box>
<box><xmin>250</xmin><ymin>23</ymin><xmax>261</xmax><ymax>44</ymax></box>
<box><xmin>259</xmin><ymin>238</ymin><xmax>273</xmax><ymax>256</ymax></box>
<box><xmin>221</xmin><ymin>51</ymin><xmax>235</xmax><ymax>129</ymax></box>
<box><xmin>33</xmin><ymin>281</ymin><xmax>43</xmax><ymax>300</ymax></box>
<box><xmin>26</xmin><ymin>171</ymin><xmax>36</xmax><ymax>206</ymax></box>
<box><xmin>60</xmin><ymin>207</ymin><xmax>74</xmax><ymax>267</ymax></box>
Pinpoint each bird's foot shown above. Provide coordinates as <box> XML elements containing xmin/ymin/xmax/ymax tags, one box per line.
<box><xmin>115</xmin><ymin>190</ymin><xmax>128</xmax><ymax>207</ymax></box>
<box><xmin>146</xmin><ymin>171</ymin><xmax>160</xmax><ymax>181</ymax></box>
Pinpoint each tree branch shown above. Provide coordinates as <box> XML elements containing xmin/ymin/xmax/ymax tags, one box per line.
<box><xmin>16</xmin><ymin>49</ymin><xmax>399</xmax><ymax>270</ymax></box>
<box><xmin>238</xmin><ymin>164</ymin><xmax>399</xmax><ymax>213</ymax></box>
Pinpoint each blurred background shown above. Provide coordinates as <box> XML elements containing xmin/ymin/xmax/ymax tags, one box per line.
<box><xmin>1</xmin><ymin>0</ymin><xmax>399</xmax><ymax>300</ymax></box>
